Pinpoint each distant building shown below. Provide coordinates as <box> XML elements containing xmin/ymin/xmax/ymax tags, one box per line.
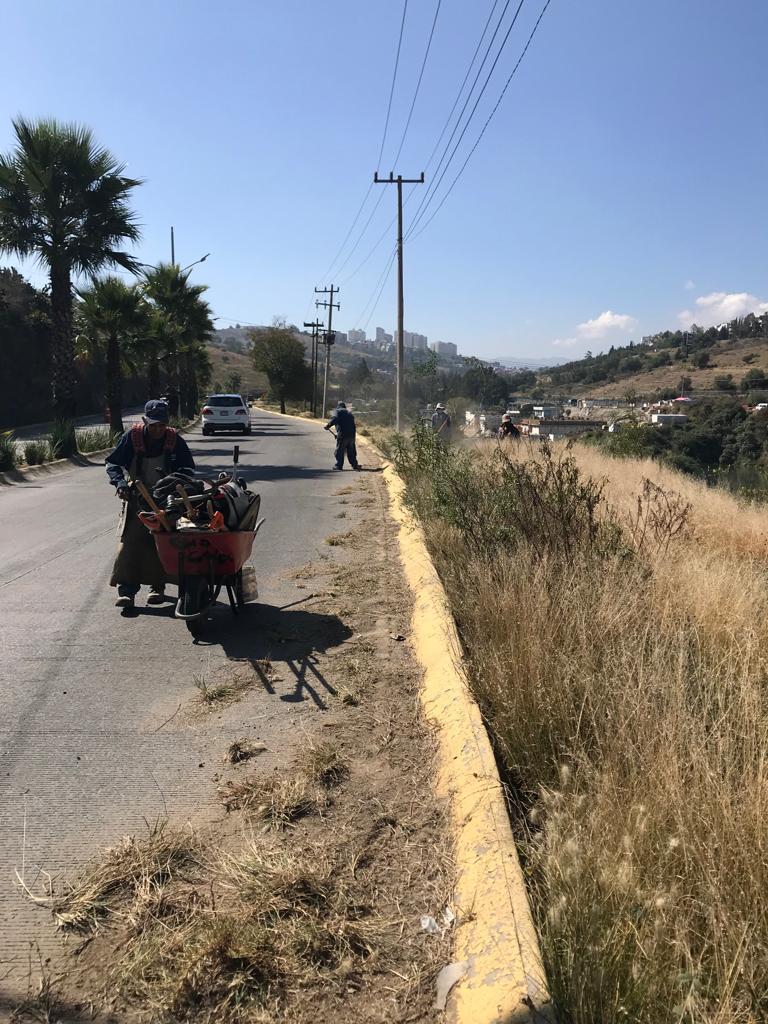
<box><xmin>430</xmin><ymin>340</ymin><xmax>458</xmax><ymax>358</ymax></box>
<box><xmin>347</xmin><ymin>329</ymin><xmax>366</xmax><ymax>345</ymax></box>
<box><xmin>651</xmin><ymin>413</ymin><xmax>688</xmax><ymax>426</ymax></box>
<box><xmin>533</xmin><ymin>404</ymin><xmax>559</xmax><ymax>419</ymax></box>
<box><xmin>375</xmin><ymin>327</ymin><xmax>393</xmax><ymax>346</ymax></box>
<box><xmin>396</xmin><ymin>330</ymin><xmax>428</xmax><ymax>351</ymax></box>
<box><xmin>520</xmin><ymin>419</ymin><xmax>606</xmax><ymax>440</ymax></box>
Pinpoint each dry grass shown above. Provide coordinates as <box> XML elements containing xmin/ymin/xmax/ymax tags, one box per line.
<box><xmin>192</xmin><ymin>662</ymin><xmax>271</xmax><ymax>711</ymax></box>
<box><xmin>219</xmin><ymin>741</ymin><xmax>348</xmax><ymax>827</ymax></box>
<box><xmin>325</xmin><ymin>532</ymin><xmax>352</xmax><ymax>546</ymax></box>
<box><xmin>225</xmin><ymin>739</ymin><xmax>268</xmax><ymax>764</ymax></box>
<box><xmin>396</xmin><ymin>431</ymin><xmax>768</xmax><ymax>1023</ymax></box>
<box><xmin>219</xmin><ymin>772</ymin><xmax>324</xmax><ymax>827</ymax></box>
<box><xmin>52</xmin><ymin>824</ymin><xmax>198</xmax><ymax>934</ymax></box>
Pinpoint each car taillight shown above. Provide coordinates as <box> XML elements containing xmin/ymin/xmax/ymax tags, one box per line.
<box><xmin>235</xmin><ymin>408</ymin><xmax>246</xmax><ymax>415</ymax></box>
<box><xmin>202</xmin><ymin>406</ymin><xmax>213</xmax><ymax>414</ymax></box>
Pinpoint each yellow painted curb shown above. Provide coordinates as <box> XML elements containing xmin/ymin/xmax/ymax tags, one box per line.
<box><xmin>382</xmin><ymin>465</ymin><xmax>551</xmax><ymax>1024</ymax></box>
<box><xmin>257</xmin><ymin>408</ymin><xmax>551</xmax><ymax>1021</ymax></box>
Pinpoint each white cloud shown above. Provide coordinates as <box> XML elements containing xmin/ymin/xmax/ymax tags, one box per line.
<box><xmin>576</xmin><ymin>310</ymin><xmax>637</xmax><ymax>339</ymax></box>
<box><xmin>678</xmin><ymin>291</ymin><xmax>768</xmax><ymax>328</ymax></box>
<box><xmin>552</xmin><ymin>337</ymin><xmax>578</xmax><ymax>348</ymax></box>
<box><xmin>684</xmin><ymin>279</ymin><xmax>696</xmax><ymax>290</ymax></box>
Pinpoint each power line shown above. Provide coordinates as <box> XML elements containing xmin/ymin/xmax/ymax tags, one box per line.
<box><xmin>356</xmin><ymin>247</ymin><xmax>399</xmax><ymax>332</ymax></box>
<box><xmin>339</xmin><ymin>184</ymin><xmax>419</xmax><ymax>287</ymax></box>
<box><xmin>410</xmin><ymin>0</ymin><xmax>554</xmax><ymax>242</ymax></box>
<box><xmin>377</xmin><ymin>0</ymin><xmax>409</xmax><ymax>170</ymax></box>
<box><xmin>390</xmin><ymin>0</ymin><xmax>443</xmax><ymax>169</ymax></box>
<box><xmin>411</xmin><ymin>0</ymin><xmax>519</xmax><ymax>223</ymax></box>
<box><xmin>361</xmin><ymin>255</ymin><xmax>397</xmax><ymax>333</ymax></box>
<box><xmin>331</xmin><ymin>188</ymin><xmax>387</xmax><ymax>280</ymax></box>
<box><xmin>405</xmin><ymin>0</ymin><xmax>529</xmax><ymax>241</ymax></box>
<box><xmin>313</xmin><ymin>0</ymin><xmax>408</xmax><ymax>291</ymax></box>
<box><xmin>422</xmin><ymin>0</ymin><xmax>503</xmax><ymax>174</ymax></box>
<box><xmin>316</xmin><ymin>182</ymin><xmax>373</xmax><ymax>284</ymax></box>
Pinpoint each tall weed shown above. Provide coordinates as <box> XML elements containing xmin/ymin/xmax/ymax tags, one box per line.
<box><xmin>393</xmin><ymin>430</ymin><xmax>768</xmax><ymax>1023</ymax></box>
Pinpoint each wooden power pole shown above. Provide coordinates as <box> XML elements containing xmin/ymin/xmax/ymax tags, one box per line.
<box><xmin>303</xmin><ymin>319</ymin><xmax>323</xmax><ymax>416</ymax></box>
<box><xmin>315</xmin><ymin>286</ymin><xmax>339</xmax><ymax>418</ymax></box>
<box><xmin>374</xmin><ymin>172</ymin><xmax>425</xmax><ymax>432</ymax></box>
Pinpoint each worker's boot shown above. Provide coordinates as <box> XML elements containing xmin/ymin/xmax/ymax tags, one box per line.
<box><xmin>115</xmin><ymin>585</ymin><xmax>137</xmax><ymax>609</ymax></box>
<box><xmin>146</xmin><ymin>586</ymin><xmax>166</xmax><ymax>606</ymax></box>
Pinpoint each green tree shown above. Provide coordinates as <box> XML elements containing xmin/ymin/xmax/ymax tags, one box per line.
<box><xmin>76</xmin><ymin>276</ymin><xmax>147</xmax><ymax>433</ymax></box>
<box><xmin>347</xmin><ymin>356</ymin><xmax>373</xmax><ymax>391</ymax></box>
<box><xmin>740</xmin><ymin>367</ymin><xmax>768</xmax><ymax>391</ymax></box>
<box><xmin>250</xmin><ymin>319</ymin><xmax>311</xmax><ymax>413</ymax></box>
<box><xmin>0</xmin><ymin>117</ymin><xmax>141</xmax><ymax>452</ymax></box>
<box><xmin>692</xmin><ymin>350</ymin><xmax>710</xmax><ymax>369</ymax></box>
<box><xmin>225</xmin><ymin>370</ymin><xmax>243</xmax><ymax>393</ymax></box>
<box><xmin>142</xmin><ymin>263</ymin><xmax>214</xmax><ymax>418</ymax></box>
<box><xmin>714</xmin><ymin>374</ymin><xmax>737</xmax><ymax>392</ymax></box>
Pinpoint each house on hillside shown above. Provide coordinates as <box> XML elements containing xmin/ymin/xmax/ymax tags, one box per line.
<box><xmin>520</xmin><ymin>418</ymin><xmax>606</xmax><ymax>440</ymax></box>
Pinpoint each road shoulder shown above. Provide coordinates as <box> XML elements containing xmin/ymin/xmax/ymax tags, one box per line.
<box><xmin>12</xmin><ymin>458</ymin><xmax>453</xmax><ymax>1024</ymax></box>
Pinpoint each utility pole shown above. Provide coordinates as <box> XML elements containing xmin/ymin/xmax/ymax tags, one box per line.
<box><xmin>303</xmin><ymin>319</ymin><xmax>324</xmax><ymax>416</ymax></box>
<box><xmin>374</xmin><ymin>171</ymin><xmax>425</xmax><ymax>432</ymax></box>
<box><xmin>315</xmin><ymin>286</ymin><xmax>339</xmax><ymax>418</ymax></box>
<box><xmin>171</xmin><ymin>225</ymin><xmax>175</xmax><ymax>265</ymax></box>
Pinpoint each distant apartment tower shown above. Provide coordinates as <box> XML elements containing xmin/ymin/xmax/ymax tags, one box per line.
<box><xmin>347</xmin><ymin>329</ymin><xmax>366</xmax><ymax>345</ymax></box>
<box><xmin>375</xmin><ymin>326</ymin><xmax>393</xmax><ymax>345</ymax></box>
<box><xmin>395</xmin><ymin>329</ymin><xmax>428</xmax><ymax>351</ymax></box>
<box><xmin>430</xmin><ymin>340</ymin><xmax>458</xmax><ymax>358</ymax></box>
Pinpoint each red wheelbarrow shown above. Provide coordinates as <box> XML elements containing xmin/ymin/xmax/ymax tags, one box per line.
<box><xmin>154</xmin><ymin>526</ymin><xmax>263</xmax><ymax>637</ymax></box>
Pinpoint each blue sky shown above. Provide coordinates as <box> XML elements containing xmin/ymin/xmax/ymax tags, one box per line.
<box><xmin>1</xmin><ymin>0</ymin><xmax>767</xmax><ymax>363</ymax></box>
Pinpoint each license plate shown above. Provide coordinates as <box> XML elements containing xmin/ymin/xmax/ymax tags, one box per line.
<box><xmin>220</xmin><ymin>411</ymin><xmax>229</xmax><ymax>416</ymax></box>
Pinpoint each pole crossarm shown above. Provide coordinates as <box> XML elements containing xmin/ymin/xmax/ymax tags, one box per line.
<box><xmin>373</xmin><ymin>172</ymin><xmax>425</xmax><ymax>185</ymax></box>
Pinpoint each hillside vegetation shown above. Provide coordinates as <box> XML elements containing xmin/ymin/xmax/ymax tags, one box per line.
<box><xmin>389</xmin><ymin>428</ymin><xmax>768</xmax><ymax>1023</ymax></box>
<box><xmin>542</xmin><ymin>312</ymin><xmax>768</xmax><ymax>399</ymax></box>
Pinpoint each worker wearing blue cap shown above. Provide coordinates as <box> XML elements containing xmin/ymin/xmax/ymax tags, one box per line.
<box><xmin>105</xmin><ymin>400</ymin><xmax>196</xmax><ymax>608</ymax></box>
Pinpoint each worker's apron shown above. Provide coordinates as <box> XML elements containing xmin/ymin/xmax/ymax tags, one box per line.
<box><xmin>109</xmin><ymin>453</ymin><xmax>168</xmax><ymax>589</ymax></box>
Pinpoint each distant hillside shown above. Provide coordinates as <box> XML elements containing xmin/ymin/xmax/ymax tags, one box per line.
<box><xmin>206</xmin><ymin>342</ymin><xmax>268</xmax><ymax>394</ymax></box>
<box><xmin>540</xmin><ymin>312</ymin><xmax>768</xmax><ymax>398</ymax></box>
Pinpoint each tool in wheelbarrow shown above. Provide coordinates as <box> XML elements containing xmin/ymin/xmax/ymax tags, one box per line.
<box><xmin>142</xmin><ymin>445</ymin><xmax>265</xmax><ymax>637</ymax></box>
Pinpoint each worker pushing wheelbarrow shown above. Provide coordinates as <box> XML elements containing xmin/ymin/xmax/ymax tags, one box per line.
<box><xmin>106</xmin><ymin>401</ymin><xmax>264</xmax><ymax>635</ymax></box>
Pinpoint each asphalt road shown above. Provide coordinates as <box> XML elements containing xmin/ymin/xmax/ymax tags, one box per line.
<box><xmin>0</xmin><ymin>408</ymin><xmax>360</xmax><ymax>990</ymax></box>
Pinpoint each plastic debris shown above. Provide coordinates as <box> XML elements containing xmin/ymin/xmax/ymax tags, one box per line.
<box><xmin>420</xmin><ymin>915</ymin><xmax>441</xmax><ymax>935</ymax></box>
<box><xmin>434</xmin><ymin>960</ymin><xmax>469</xmax><ymax>1011</ymax></box>
<box><xmin>441</xmin><ymin>906</ymin><xmax>456</xmax><ymax>928</ymax></box>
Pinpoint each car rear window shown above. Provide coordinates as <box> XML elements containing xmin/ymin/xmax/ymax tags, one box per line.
<box><xmin>206</xmin><ymin>396</ymin><xmax>244</xmax><ymax>407</ymax></box>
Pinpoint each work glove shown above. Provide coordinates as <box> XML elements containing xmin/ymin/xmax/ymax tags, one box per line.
<box><xmin>116</xmin><ymin>482</ymin><xmax>130</xmax><ymax>500</ymax></box>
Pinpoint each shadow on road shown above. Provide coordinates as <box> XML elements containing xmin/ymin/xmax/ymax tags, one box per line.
<box><xmin>239</xmin><ymin>464</ymin><xmax>335</xmax><ymax>482</ymax></box>
<box><xmin>197</xmin><ymin>604</ymin><xmax>352</xmax><ymax>710</ymax></box>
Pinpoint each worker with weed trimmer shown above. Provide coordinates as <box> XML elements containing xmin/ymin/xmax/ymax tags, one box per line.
<box><xmin>106</xmin><ymin>400</ymin><xmax>195</xmax><ymax>609</ymax></box>
<box><xmin>324</xmin><ymin>400</ymin><xmax>361</xmax><ymax>471</ymax></box>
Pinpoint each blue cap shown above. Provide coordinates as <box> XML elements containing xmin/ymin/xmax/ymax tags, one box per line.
<box><xmin>143</xmin><ymin>400</ymin><xmax>169</xmax><ymax>425</ymax></box>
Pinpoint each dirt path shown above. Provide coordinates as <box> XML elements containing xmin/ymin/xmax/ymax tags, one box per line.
<box><xmin>5</xmin><ymin>461</ymin><xmax>452</xmax><ymax>1024</ymax></box>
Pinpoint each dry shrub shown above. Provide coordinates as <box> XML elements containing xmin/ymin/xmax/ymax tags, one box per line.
<box><xmin>395</xmin><ymin>429</ymin><xmax>768</xmax><ymax>1022</ymax></box>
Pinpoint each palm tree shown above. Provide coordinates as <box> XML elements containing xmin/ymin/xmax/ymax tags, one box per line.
<box><xmin>76</xmin><ymin>276</ymin><xmax>147</xmax><ymax>434</ymax></box>
<box><xmin>142</xmin><ymin>263</ymin><xmax>214</xmax><ymax>419</ymax></box>
<box><xmin>0</xmin><ymin>117</ymin><xmax>141</xmax><ymax>453</ymax></box>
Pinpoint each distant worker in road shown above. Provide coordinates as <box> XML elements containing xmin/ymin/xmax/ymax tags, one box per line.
<box><xmin>106</xmin><ymin>400</ymin><xmax>196</xmax><ymax>608</ymax></box>
<box><xmin>498</xmin><ymin>413</ymin><xmax>520</xmax><ymax>440</ymax></box>
<box><xmin>324</xmin><ymin>401</ymin><xmax>361</xmax><ymax>471</ymax></box>
<box><xmin>431</xmin><ymin>402</ymin><xmax>451</xmax><ymax>440</ymax></box>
